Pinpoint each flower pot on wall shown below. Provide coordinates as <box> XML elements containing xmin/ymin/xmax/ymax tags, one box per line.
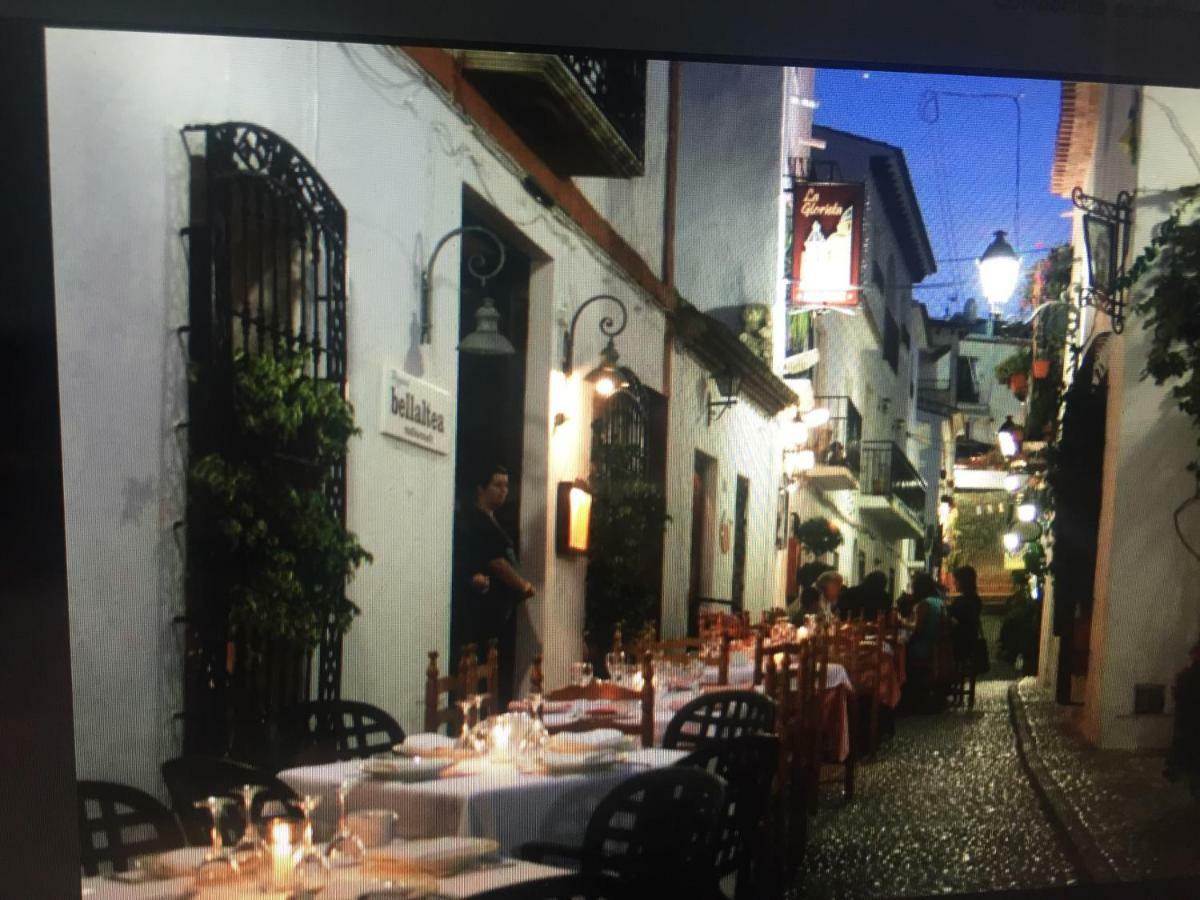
<box><xmin>1032</xmin><ymin>359</ymin><xmax>1052</xmax><ymax>379</ymax></box>
<box><xmin>1009</xmin><ymin>372</ymin><xmax>1028</xmax><ymax>400</ymax></box>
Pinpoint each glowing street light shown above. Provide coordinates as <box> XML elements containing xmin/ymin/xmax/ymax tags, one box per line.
<box><xmin>1002</xmin><ymin>531</ymin><xmax>1023</xmax><ymax>553</ymax></box>
<box><xmin>978</xmin><ymin>230</ymin><xmax>1021</xmax><ymax>312</ymax></box>
<box><xmin>1017</xmin><ymin>502</ymin><xmax>1038</xmax><ymax>523</ymax></box>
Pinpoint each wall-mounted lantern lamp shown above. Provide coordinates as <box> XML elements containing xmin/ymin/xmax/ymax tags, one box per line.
<box><xmin>556</xmin><ymin>480</ymin><xmax>593</xmax><ymax>556</ymax></box>
<box><xmin>1002</xmin><ymin>530</ymin><xmax>1023</xmax><ymax>554</ymax></box>
<box><xmin>1016</xmin><ymin>501</ymin><xmax>1038</xmax><ymax>523</ymax></box>
<box><xmin>1003</xmin><ymin>472</ymin><xmax>1026</xmax><ymax>493</ymax></box>
<box><xmin>562</xmin><ymin>294</ymin><xmax>630</xmax><ymax>398</ymax></box>
<box><xmin>420</xmin><ymin>225</ymin><xmax>515</xmax><ymax>355</ymax></box>
<box><xmin>707</xmin><ymin>371</ymin><xmax>741</xmax><ymax>425</ymax></box>
<box><xmin>997</xmin><ymin>416</ymin><xmax>1023</xmax><ymax>459</ymax></box>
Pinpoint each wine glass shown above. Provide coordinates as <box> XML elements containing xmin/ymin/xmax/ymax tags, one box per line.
<box><xmin>570</xmin><ymin>661</ymin><xmax>593</xmax><ymax>687</ymax></box>
<box><xmin>472</xmin><ymin>692</ymin><xmax>488</xmax><ymax>725</ymax></box>
<box><xmin>526</xmin><ymin>690</ymin><xmax>544</xmax><ymax>722</ymax></box>
<box><xmin>456</xmin><ymin>698</ymin><xmax>475</xmax><ymax>751</ymax></box>
<box><xmin>230</xmin><ymin>784</ymin><xmax>268</xmax><ymax>872</ymax></box>
<box><xmin>292</xmin><ymin>795</ymin><xmax>330</xmax><ymax>892</ymax></box>
<box><xmin>605</xmin><ymin>651</ymin><xmax>626</xmax><ymax>683</ymax></box>
<box><xmin>325</xmin><ymin>775</ymin><xmax>367</xmax><ymax>868</ymax></box>
<box><xmin>193</xmin><ymin>796</ymin><xmax>239</xmax><ymax>884</ymax></box>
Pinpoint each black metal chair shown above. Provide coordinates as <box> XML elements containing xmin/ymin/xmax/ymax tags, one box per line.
<box><xmin>661</xmin><ymin>689</ymin><xmax>776</xmax><ymax>751</ymax></box>
<box><xmin>77</xmin><ymin>780</ymin><xmax>186</xmax><ymax>876</ymax></box>
<box><xmin>160</xmin><ymin>755</ymin><xmax>301</xmax><ymax>846</ymax></box>
<box><xmin>275</xmin><ymin>699</ymin><xmax>405</xmax><ymax>767</ymax></box>
<box><xmin>676</xmin><ymin>734</ymin><xmax>782</xmax><ymax>900</ymax></box>
<box><xmin>519</xmin><ymin>768</ymin><xmax>726</xmax><ymax>898</ymax></box>
<box><xmin>464</xmin><ymin>874</ymin><xmax>599</xmax><ymax>900</ymax></box>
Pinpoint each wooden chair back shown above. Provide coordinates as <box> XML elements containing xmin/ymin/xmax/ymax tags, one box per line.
<box><xmin>542</xmin><ymin>651</ymin><xmax>656</xmax><ymax>747</ymax></box>
<box><xmin>424</xmin><ymin>641</ymin><xmax>498</xmax><ymax>735</ymax></box>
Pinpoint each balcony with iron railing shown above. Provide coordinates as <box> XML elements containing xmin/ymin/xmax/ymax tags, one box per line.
<box><xmin>859</xmin><ymin>441</ymin><xmax>927</xmax><ymax>540</ymax></box>
<box><xmin>457</xmin><ymin>51</ymin><xmax>646</xmax><ymax>177</ymax></box>
<box><xmin>807</xmin><ymin>395</ymin><xmax>863</xmax><ymax>491</ymax></box>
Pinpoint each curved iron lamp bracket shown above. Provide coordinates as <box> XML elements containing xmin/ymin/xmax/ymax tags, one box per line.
<box><xmin>420</xmin><ymin>225</ymin><xmax>506</xmax><ymax>345</ymax></box>
<box><xmin>562</xmin><ymin>293</ymin><xmax>629</xmax><ymax>374</ymax></box>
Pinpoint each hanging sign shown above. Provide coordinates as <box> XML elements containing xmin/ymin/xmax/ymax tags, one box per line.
<box><xmin>380</xmin><ymin>368</ymin><xmax>453</xmax><ymax>455</ymax></box>
<box><xmin>789</xmin><ymin>182</ymin><xmax>865</xmax><ymax>309</ymax></box>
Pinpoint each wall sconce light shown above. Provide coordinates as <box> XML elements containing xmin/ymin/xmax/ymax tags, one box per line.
<box><xmin>801</xmin><ymin>406</ymin><xmax>831</xmax><ymax>428</ymax></box>
<box><xmin>707</xmin><ymin>371</ymin><xmax>741</xmax><ymax>424</ymax></box>
<box><xmin>556</xmin><ymin>480</ymin><xmax>592</xmax><ymax>556</ymax></box>
<box><xmin>1003</xmin><ymin>472</ymin><xmax>1025</xmax><ymax>493</ymax></box>
<box><xmin>420</xmin><ymin>225</ymin><xmax>515</xmax><ymax>355</ymax></box>
<box><xmin>562</xmin><ymin>294</ymin><xmax>630</xmax><ymax>397</ymax></box>
<box><xmin>997</xmin><ymin>416</ymin><xmax>1023</xmax><ymax>459</ymax></box>
<box><xmin>1016</xmin><ymin>501</ymin><xmax>1038</xmax><ymax>523</ymax></box>
<box><xmin>1002</xmin><ymin>530</ymin><xmax>1023</xmax><ymax>554</ymax></box>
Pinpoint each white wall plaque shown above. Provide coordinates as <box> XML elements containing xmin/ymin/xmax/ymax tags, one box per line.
<box><xmin>380</xmin><ymin>368</ymin><xmax>453</xmax><ymax>455</ymax></box>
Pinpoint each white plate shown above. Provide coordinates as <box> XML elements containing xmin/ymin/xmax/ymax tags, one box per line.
<box><xmin>361</xmin><ymin>757</ymin><xmax>454</xmax><ymax>781</ymax></box>
<box><xmin>142</xmin><ymin>847</ymin><xmax>207</xmax><ymax>878</ymax></box>
<box><xmin>368</xmin><ymin>837</ymin><xmax>501</xmax><ymax>877</ymax></box>
<box><xmin>546</xmin><ymin>728</ymin><xmax>625</xmax><ymax>753</ymax></box>
<box><xmin>394</xmin><ymin>733</ymin><xmax>458</xmax><ymax>757</ymax></box>
<box><xmin>543</xmin><ymin>750</ymin><xmax>619</xmax><ymax>774</ymax></box>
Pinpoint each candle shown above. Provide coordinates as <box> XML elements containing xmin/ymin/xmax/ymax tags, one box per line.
<box><xmin>797</xmin><ymin>626</ymin><xmax>809</xmax><ymax>640</ymax></box>
<box><xmin>630</xmin><ymin>671</ymin><xmax>644</xmax><ymax>692</ymax></box>
<box><xmin>491</xmin><ymin>720</ymin><xmax>511</xmax><ymax>759</ymax></box>
<box><xmin>270</xmin><ymin>819</ymin><xmax>293</xmax><ymax>890</ymax></box>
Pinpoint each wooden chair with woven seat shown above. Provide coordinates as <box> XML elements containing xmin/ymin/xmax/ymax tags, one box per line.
<box><xmin>675</xmin><ymin>734</ymin><xmax>782</xmax><ymax>900</ymax></box>
<box><xmin>276</xmin><ymin>699</ymin><xmax>405</xmax><ymax>767</ymax></box>
<box><xmin>160</xmin><ymin>756</ymin><xmax>300</xmax><ymax>846</ymax></box>
<box><xmin>539</xmin><ymin>651</ymin><xmax>656</xmax><ymax>748</ymax></box>
<box><xmin>518</xmin><ymin>767</ymin><xmax>727</xmax><ymax>898</ymax></box>
<box><xmin>661</xmin><ymin>689</ymin><xmax>776</xmax><ymax>751</ymax></box>
<box><xmin>424</xmin><ymin>641</ymin><xmax>500</xmax><ymax>736</ymax></box>
<box><xmin>760</xmin><ymin>641</ymin><xmax>814</xmax><ymax>869</ymax></box>
<box><xmin>77</xmin><ymin>780</ymin><xmax>186</xmax><ymax>876</ymax></box>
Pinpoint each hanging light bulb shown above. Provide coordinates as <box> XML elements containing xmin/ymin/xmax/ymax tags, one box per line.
<box><xmin>1017</xmin><ymin>502</ymin><xmax>1038</xmax><ymax>523</ymax></box>
<box><xmin>978</xmin><ymin>230</ymin><xmax>1021</xmax><ymax>312</ymax></box>
<box><xmin>1002</xmin><ymin>531</ymin><xmax>1023</xmax><ymax>553</ymax></box>
<box><xmin>997</xmin><ymin>416</ymin><xmax>1023</xmax><ymax>459</ymax></box>
<box><xmin>1003</xmin><ymin>472</ymin><xmax>1024</xmax><ymax>493</ymax></box>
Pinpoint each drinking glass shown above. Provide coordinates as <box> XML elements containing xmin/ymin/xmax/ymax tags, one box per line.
<box><xmin>605</xmin><ymin>651</ymin><xmax>624</xmax><ymax>682</ymax></box>
<box><xmin>472</xmin><ymin>692</ymin><xmax>488</xmax><ymax>724</ymax></box>
<box><xmin>230</xmin><ymin>784</ymin><xmax>268</xmax><ymax>872</ymax></box>
<box><xmin>193</xmin><ymin>796</ymin><xmax>239</xmax><ymax>884</ymax></box>
<box><xmin>292</xmin><ymin>795</ymin><xmax>330</xmax><ymax>891</ymax></box>
<box><xmin>325</xmin><ymin>775</ymin><xmax>367</xmax><ymax>868</ymax></box>
<box><xmin>570</xmin><ymin>661</ymin><xmax>593</xmax><ymax>687</ymax></box>
<box><xmin>526</xmin><ymin>691</ymin><xmax>544</xmax><ymax>721</ymax></box>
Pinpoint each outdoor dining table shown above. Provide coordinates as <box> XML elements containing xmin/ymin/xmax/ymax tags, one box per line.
<box><xmin>278</xmin><ymin>747</ymin><xmax>686</xmax><ymax>856</ymax></box>
<box><xmin>81</xmin><ymin>856</ymin><xmax>571</xmax><ymax>899</ymax></box>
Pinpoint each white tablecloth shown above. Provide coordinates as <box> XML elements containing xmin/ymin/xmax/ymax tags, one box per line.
<box><xmin>279</xmin><ymin>748</ymin><xmax>686</xmax><ymax>856</ymax></box>
<box><xmin>82</xmin><ymin>857</ymin><xmax>571</xmax><ymax>899</ymax></box>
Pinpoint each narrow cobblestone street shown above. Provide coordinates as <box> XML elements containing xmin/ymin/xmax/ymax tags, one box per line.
<box><xmin>798</xmin><ymin>623</ymin><xmax>1082</xmax><ymax>898</ymax></box>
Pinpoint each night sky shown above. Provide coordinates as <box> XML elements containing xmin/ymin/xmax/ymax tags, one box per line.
<box><xmin>813</xmin><ymin>68</ymin><xmax>1071</xmax><ymax>320</ymax></box>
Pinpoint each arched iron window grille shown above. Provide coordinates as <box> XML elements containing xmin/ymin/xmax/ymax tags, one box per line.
<box><xmin>179</xmin><ymin>122</ymin><xmax>349</xmax><ymax>753</ymax></box>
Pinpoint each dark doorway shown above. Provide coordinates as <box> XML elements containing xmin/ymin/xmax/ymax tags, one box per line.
<box><xmin>449</xmin><ymin>202</ymin><xmax>530</xmax><ymax>692</ymax></box>
<box><xmin>1050</xmin><ymin>337</ymin><xmax>1110</xmax><ymax>704</ymax></box>
<box><xmin>731</xmin><ymin>475</ymin><xmax>749</xmax><ymax>612</ymax></box>
<box><xmin>689</xmin><ymin>451</ymin><xmax>717</xmax><ymax>614</ymax></box>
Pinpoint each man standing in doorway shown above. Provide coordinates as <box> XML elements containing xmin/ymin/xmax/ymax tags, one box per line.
<box><xmin>453</xmin><ymin>463</ymin><xmax>534</xmax><ymax>706</ymax></box>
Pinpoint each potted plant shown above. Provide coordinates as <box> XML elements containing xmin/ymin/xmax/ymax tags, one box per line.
<box><xmin>1032</xmin><ymin>356</ymin><xmax>1052</xmax><ymax>379</ymax></box>
<box><xmin>995</xmin><ymin>348</ymin><xmax>1032</xmax><ymax>401</ymax></box>
<box><xmin>792</xmin><ymin>515</ymin><xmax>844</xmax><ymax>560</ymax></box>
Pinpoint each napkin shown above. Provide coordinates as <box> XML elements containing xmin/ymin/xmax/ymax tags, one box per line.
<box><xmin>397</xmin><ymin>732</ymin><xmax>458</xmax><ymax>757</ymax></box>
<box><xmin>366</xmin><ymin>837</ymin><xmax>501</xmax><ymax>877</ymax></box>
<box><xmin>546</xmin><ymin>728</ymin><xmax>625</xmax><ymax>753</ymax></box>
<box><xmin>81</xmin><ymin>877</ymin><xmax>195</xmax><ymax>900</ymax></box>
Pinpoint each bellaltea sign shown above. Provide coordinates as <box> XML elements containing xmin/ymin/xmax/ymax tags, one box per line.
<box><xmin>789</xmin><ymin>181</ymin><xmax>865</xmax><ymax>309</ymax></box>
<box><xmin>380</xmin><ymin>368</ymin><xmax>452</xmax><ymax>455</ymax></box>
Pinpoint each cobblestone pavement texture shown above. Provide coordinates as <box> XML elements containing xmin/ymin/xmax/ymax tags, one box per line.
<box><xmin>797</xmin><ymin>618</ymin><xmax>1081</xmax><ymax>898</ymax></box>
<box><xmin>1017</xmin><ymin>678</ymin><xmax>1200</xmax><ymax>883</ymax></box>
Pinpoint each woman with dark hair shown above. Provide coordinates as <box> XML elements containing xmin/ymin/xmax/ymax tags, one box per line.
<box><xmin>452</xmin><ymin>462</ymin><xmax>535</xmax><ymax>705</ymax></box>
<box><xmin>841</xmin><ymin>570</ymin><xmax>890</xmax><ymax>621</ymax></box>
<box><xmin>949</xmin><ymin>565</ymin><xmax>984</xmax><ymax>664</ymax></box>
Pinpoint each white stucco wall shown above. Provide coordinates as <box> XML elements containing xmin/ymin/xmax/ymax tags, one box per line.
<box><xmin>45</xmin><ymin>30</ymin><xmax>670</xmax><ymax>793</ymax></box>
<box><xmin>674</xmin><ymin>63</ymin><xmax>786</xmax><ymax>314</ymax></box>
<box><xmin>1082</xmin><ymin>84</ymin><xmax>1200</xmax><ymax>750</ymax></box>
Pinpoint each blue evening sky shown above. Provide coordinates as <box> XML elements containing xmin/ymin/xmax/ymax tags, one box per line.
<box><xmin>813</xmin><ymin>68</ymin><xmax>1071</xmax><ymax>319</ymax></box>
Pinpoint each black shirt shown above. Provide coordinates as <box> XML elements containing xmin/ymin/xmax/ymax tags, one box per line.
<box><xmin>455</xmin><ymin>506</ymin><xmax>521</xmax><ymax>616</ymax></box>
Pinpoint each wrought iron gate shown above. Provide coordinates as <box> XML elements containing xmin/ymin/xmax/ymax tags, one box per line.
<box><xmin>180</xmin><ymin>122</ymin><xmax>348</xmax><ymax>755</ymax></box>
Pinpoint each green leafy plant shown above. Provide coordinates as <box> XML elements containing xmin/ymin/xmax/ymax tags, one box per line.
<box><xmin>792</xmin><ymin>515</ymin><xmax>844</xmax><ymax>558</ymax></box>
<box><xmin>994</xmin><ymin>348</ymin><xmax>1033</xmax><ymax>386</ymax></box>
<box><xmin>584</xmin><ymin>439</ymin><xmax>670</xmax><ymax>653</ymax></box>
<box><xmin>189</xmin><ymin>351</ymin><xmax>372</xmax><ymax>648</ymax></box>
